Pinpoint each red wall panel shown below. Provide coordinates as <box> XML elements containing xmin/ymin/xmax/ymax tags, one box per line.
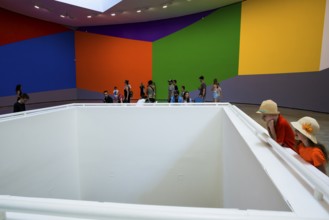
<box><xmin>0</xmin><ymin>8</ymin><xmax>68</xmax><ymax>46</ymax></box>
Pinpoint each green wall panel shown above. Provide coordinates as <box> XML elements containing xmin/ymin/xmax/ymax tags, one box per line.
<box><xmin>153</xmin><ymin>3</ymin><xmax>241</xmax><ymax>100</ymax></box>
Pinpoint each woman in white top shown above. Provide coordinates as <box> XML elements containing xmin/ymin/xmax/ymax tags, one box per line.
<box><xmin>212</xmin><ymin>78</ymin><xmax>222</xmax><ymax>102</ymax></box>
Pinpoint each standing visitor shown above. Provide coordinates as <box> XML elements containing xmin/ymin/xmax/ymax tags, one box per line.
<box><xmin>212</xmin><ymin>78</ymin><xmax>222</xmax><ymax>102</ymax></box>
<box><xmin>124</xmin><ymin>80</ymin><xmax>131</xmax><ymax>103</ymax></box>
<box><xmin>198</xmin><ymin>75</ymin><xmax>206</xmax><ymax>102</ymax></box>
<box><xmin>139</xmin><ymin>82</ymin><xmax>145</xmax><ymax>99</ymax></box>
<box><xmin>13</xmin><ymin>93</ymin><xmax>29</xmax><ymax>112</ymax></box>
<box><xmin>113</xmin><ymin>86</ymin><xmax>119</xmax><ymax>102</ymax></box>
<box><xmin>168</xmin><ymin>80</ymin><xmax>174</xmax><ymax>103</ymax></box>
<box><xmin>146</xmin><ymin>80</ymin><xmax>156</xmax><ymax>103</ymax></box>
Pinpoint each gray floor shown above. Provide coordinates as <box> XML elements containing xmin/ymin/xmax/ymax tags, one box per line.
<box><xmin>235</xmin><ymin>103</ymin><xmax>329</xmax><ymax>175</ymax></box>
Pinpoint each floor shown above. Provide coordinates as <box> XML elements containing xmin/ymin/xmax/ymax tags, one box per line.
<box><xmin>235</xmin><ymin>103</ymin><xmax>329</xmax><ymax>175</ymax></box>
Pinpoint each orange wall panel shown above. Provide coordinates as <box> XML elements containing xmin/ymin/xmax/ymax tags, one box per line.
<box><xmin>75</xmin><ymin>31</ymin><xmax>152</xmax><ymax>96</ymax></box>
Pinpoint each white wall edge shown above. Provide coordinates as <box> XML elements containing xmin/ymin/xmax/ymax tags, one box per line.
<box><xmin>320</xmin><ymin>0</ymin><xmax>329</xmax><ymax>70</ymax></box>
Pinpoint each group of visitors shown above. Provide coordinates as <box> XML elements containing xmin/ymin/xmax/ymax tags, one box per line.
<box><xmin>168</xmin><ymin>76</ymin><xmax>222</xmax><ymax>103</ymax></box>
<box><xmin>104</xmin><ymin>76</ymin><xmax>222</xmax><ymax>104</ymax></box>
<box><xmin>104</xmin><ymin>80</ymin><xmax>157</xmax><ymax>104</ymax></box>
<box><xmin>168</xmin><ymin>79</ymin><xmax>191</xmax><ymax>103</ymax></box>
<box><xmin>257</xmin><ymin>99</ymin><xmax>328</xmax><ymax>174</ymax></box>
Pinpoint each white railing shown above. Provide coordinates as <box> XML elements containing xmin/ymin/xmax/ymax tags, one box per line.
<box><xmin>0</xmin><ymin>195</ymin><xmax>303</xmax><ymax>220</ymax></box>
<box><xmin>230</xmin><ymin>105</ymin><xmax>329</xmax><ymax>202</ymax></box>
<box><xmin>0</xmin><ymin>103</ymin><xmax>230</xmax><ymax>122</ymax></box>
<box><xmin>0</xmin><ymin>103</ymin><xmax>328</xmax><ymax>220</ymax></box>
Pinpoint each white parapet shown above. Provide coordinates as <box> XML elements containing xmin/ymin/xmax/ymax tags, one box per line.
<box><xmin>0</xmin><ymin>103</ymin><xmax>328</xmax><ymax>220</ymax></box>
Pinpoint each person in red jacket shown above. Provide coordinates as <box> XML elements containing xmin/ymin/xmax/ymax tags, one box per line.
<box><xmin>292</xmin><ymin>116</ymin><xmax>327</xmax><ymax>174</ymax></box>
<box><xmin>257</xmin><ymin>99</ymin><xmax>295</xmax><ymax>150</ymax></box>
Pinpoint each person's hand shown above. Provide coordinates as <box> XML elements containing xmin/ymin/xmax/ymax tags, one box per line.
<box><xmin>267</xmin><ymin>119</ymin><xmax>275</xmax><ymax>128</ymax></box>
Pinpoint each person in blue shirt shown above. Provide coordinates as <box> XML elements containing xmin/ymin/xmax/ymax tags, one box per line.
<box><xmin>170</xmin><ymin>90</ymin><xmax>183</xmax><ymax>103</ymax></box>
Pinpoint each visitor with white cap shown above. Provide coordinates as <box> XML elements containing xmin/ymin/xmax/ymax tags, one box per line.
<box><xmin>291</xmin><ymin>117</ymin><xmax>328</xmax><ymax>174</ymax></box>
<box><xmin>257</xmin><ymin>100</ymin><xmax>295</xmax><ymax>150</ymax></box>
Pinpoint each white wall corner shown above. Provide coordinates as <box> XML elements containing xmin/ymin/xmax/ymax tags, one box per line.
<box><xmin>320</xmin><ymin>0</ymin><xmax>329</xmax><ymax>70</ymax></box>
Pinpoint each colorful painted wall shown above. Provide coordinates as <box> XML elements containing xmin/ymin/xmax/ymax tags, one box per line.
<box><xmin>1</xmin><ymin>0</ymin><xmax>329</xmax><ymax>112</ymax></box>
<box><xmin>152</xmin><ymin>4</ymin><xmax>240</xmax><ymax>100</ymax></box>
<box><xmin>0</xmin><ymin>8</ymin><xmax>76</xmax><ymax>99</ymax></box>
<box><xmin>75</xmin><ymin>10</ymin><xmax>217</xmax><ymax>98</ymax></box>
<box><xmin>222</xmin><ymin>0</ymin><xmax>329</xmax><ymax>112</ymax></box>
<box><xmin>76</xmin><ymin>5</ymin><xmax>240</xmax><ymax>99</ymax></box>
<box><xmin>77</xmin><ymin>0</ymin><xmax>329</xmax><ymax>112</ymax></box>
<box><xmin>239</xmin><ymin>0</ymin><xmax>326</xmax><ymax>74</ymax></box>
<box><xmin>75</xmin><ymin>32</ymin><xmax>152</xmax><ymax>95</ymax></box>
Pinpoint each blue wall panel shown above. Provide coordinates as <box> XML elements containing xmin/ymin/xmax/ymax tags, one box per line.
<box><xmin>0</xmin><ymin>31</ymin><xmax>76</xmax><ymax>96</ymax></box>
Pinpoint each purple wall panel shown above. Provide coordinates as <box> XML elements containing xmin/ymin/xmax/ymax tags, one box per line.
<box><xmin>78</xmin><ymin>10</ymin><xmax>215</xmax><ymax>42</ymax></box>
<box><xmin>221</xmin><ymin>68</ymin><xmax>329</xmax><ymax>113</ymax></box>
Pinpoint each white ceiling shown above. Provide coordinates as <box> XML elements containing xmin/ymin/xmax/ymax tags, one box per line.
<box><xmin>0</xmin><ymin>0</ymin><xmax>243</xmax><ymax>27</ymax></box>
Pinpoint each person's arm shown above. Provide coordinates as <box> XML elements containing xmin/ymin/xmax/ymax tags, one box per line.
<box><xmin>313</xmin><ymin>149</ymin><xmax>327</xmax><ymax>174</ymax></box>
<box><xmin>267</xmin><ymin>119</ymin><xmax>277</xmax><ymax>141</ymax></box>
<box><xmin>125</xmin><ymin>86</ymin><xmax>128</xmax><ymax>99</ymax></box>
<box><xmin>316</xmin><ymin>164</ymin><xmax>327</xmax><ymax>174</ymax></box>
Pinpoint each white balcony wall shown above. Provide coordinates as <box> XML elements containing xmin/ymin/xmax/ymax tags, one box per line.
<box><xmin>221</xmin><ymin>108</ymin><xmax>290</xmax><ymax>211</ymax></box>
<box><xmin>0</xmin><ymin>109</ymin><xmax>80</xmax><ymax>200</ymax></box>
<box><xmin>77</xmin><ymin>106</ymin><xmax>223</xmax><ymax>208</ymax></box>
<box><xmin>0</xmin><ymin>104</ymin><xmax>328</xmax><ymax>220</ymax></box>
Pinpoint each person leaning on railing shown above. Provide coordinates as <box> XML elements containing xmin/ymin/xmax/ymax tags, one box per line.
<box><xmin>256</xmin><ymin>99</ymin><xmax>295</xmax><ymax>150</ymax></box>
<box><xmin>291</xmin><ymin>117</ymin><xmax>328</xmax><ymax>174</ymax></box>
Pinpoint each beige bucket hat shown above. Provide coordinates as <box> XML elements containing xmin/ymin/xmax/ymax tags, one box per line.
<box><xmin>291</xmin><ymin>116</ymin><xmax>320</xmax><ymax>144</ymax></box>
<box><xmin>256</xmin><ymin>100</ymin><xmax>280</xmax><ymax>114</ymax></box>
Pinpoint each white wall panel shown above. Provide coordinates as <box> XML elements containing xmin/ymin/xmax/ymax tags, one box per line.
<box><xmin>221</xmin><ymin>109</ymin><xmax>290</xmax><ymax>211</ymax></box>
<box><xmin>0</xmin><ymin>109</ymin><xmax>80</xmax><ymax>200</ymax></box>
<box><xmin>77</xmin><ymin>106</ymin><xmax>222</xmax><ymax>208</ymax></box>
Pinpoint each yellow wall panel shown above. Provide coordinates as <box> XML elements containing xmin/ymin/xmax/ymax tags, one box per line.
<box><xmin>239</xmin><ymin>0</ymin><xmax>326</xmax><ymax>75</ymax></box>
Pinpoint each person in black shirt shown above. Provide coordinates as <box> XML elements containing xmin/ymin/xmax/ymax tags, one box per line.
<box><xmin>103</xmin><ymin>90</ymin><xmax>113</xmax><ymax>103</ymax></box>
<box><xmin>199</xmin><ymin>75</ymin><xmax>206</xmax><ymax>101</ymax></box>
<box><xmin>13</xmin><ymin>93</ymin><xmax>29</xmax><ymax>112</ymax></box>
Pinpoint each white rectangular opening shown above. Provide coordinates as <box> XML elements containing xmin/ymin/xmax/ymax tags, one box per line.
<box><xmin>0</xmin><ymin>103</ymin><xmax>328</xmax><ymax>219</ymax></box>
